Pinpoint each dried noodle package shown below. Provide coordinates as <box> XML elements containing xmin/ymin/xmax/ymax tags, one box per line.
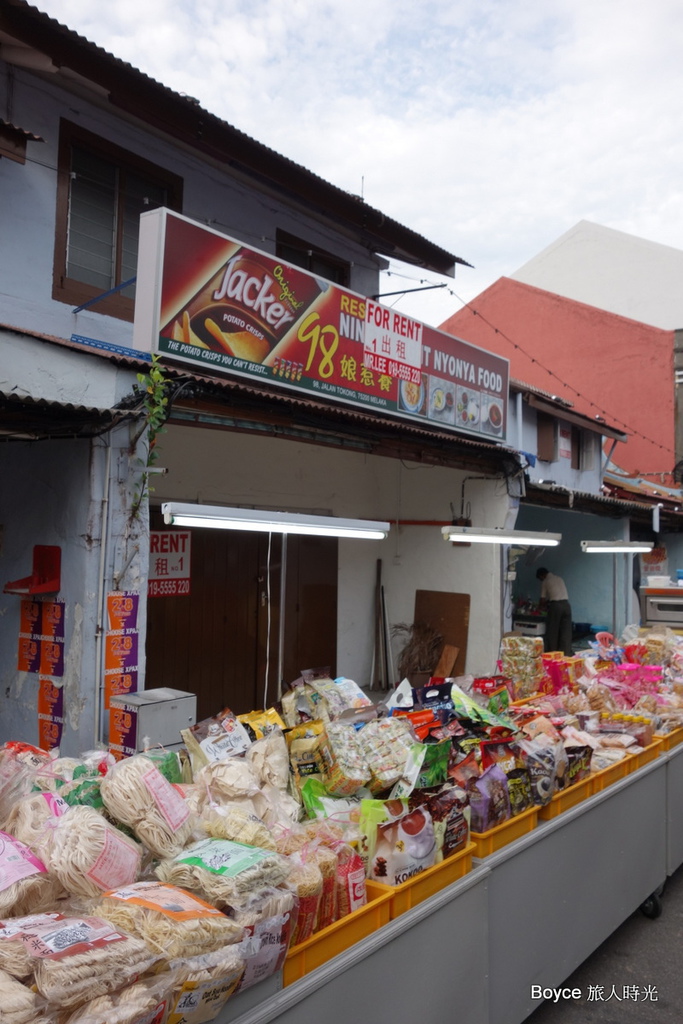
<box><xmin>0</xmin><ymin>967</ymin><xmax>53</xmax><ymax>1024</ymax></box>
<box><xmin>100</xmin><ymin>754</ymin><xmax>192</xmax><ymax>858</ymax></box>
<box><xmin>194</xmin><ymin>757</ymin><xmax>261</xmax><ymax>803</ymax></box>
<box><xmin>244</xmin><ymin>728</ymin><xmax>290</xmax><ymax>790</ymax></box>
<box><xmin>199</xmin><ymin>802</ymin><xmax>276</xmax><ymax>851</ymax></box>
<box><xmin>3</xmin><ymin>791</ymin><xmax>68</xmax><ymax>852</ymax></box>
<box><xmin>0</xmin><ymin>743</ymin><xmax>50</xmax><ymax>827</ymax></box>
<box><xmin>44</xmin><ymin>805</ymin><xmax>142</xmax><ymax>897</ymax></box>
<box><xmin>234</xmin><ymin>893</ymin><xmax>296</xmax><ymax>992</ymax></box>
<box><xmin>167</xmin><ymin>947</ymin><xmax>245</xmax><ymax>1024</ymax></box>
<box><xmin>285</xmin><ymin>852</ymin><xmax>322</xmax><ymax>946</ymax></box>
<box><xmin>0</xmin><ymin>831</ymin><xmax>64</xmax><ymax>918</ymax></box>
<box><xmin>156</xmin><ymin>839</ymin><xmax>289</xmax><ymax>906</ymax></box>
<box><xmin>0</xmin><ymin>912</ymin><xmax>155</xmax><ymax>1007</ymax></box>
<box><xmin>60</xmin><ymin>973</ymin><xmax>175</xmax><ymax>1024</ymax></box>
<box><xmin>96</xmin><ymin>881</ymin><xmax>243</xmax><ymax>958</ymax></box>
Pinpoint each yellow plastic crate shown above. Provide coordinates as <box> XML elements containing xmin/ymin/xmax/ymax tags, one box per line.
<box><xmin>283</xmin><ymin>884</ymin><xmax>393</xmax><ymax>986</ymax></box>
<box><xmin>656</xmin><ymin>726</ymin><xmax>683</xmax><ymax>752</ymax></box>
<box><xmin>470</xmin><ymin>805</ymin><xmax>539</xmax><ymax>857</ymax></box>
<box><xmin>538</xmin><ymin>774</ymin><xmax>593</xmax><ymax>820</ymax></box>
<box><xmin>589</xmin><ymin>758</ymin><xmax>630</xmax><ymax>794</ymax></box>
<box><xmin>624</xmin><ymin>738</ymin><xmax>663</xmax><ymax>772</ymax></box>
<box><xmin>365</xmin><ymin>841</ymin><xmax>475</xmax><ymax>919</ymax></box>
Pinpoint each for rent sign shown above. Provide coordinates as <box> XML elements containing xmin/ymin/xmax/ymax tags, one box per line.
<box><xmin>148</xmin><ymin>530</ymin><xmax>191</xmax><ymax>597</ymax></box>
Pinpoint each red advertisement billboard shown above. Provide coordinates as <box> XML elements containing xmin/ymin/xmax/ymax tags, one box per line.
<box><xmin>134</xmin><ymin>209</ymin><xmax>508</xmax><ymax>440</ymax></box>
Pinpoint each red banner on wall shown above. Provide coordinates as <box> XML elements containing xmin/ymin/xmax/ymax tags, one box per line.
<box><xmin>135</xmin><ymin>210</ymin><xmax>509</xmax><ymax>441</ymax></box>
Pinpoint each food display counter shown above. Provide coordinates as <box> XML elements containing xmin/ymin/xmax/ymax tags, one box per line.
<box><xmin>212</xmin><ymin>752</ymin><xmax>677</xmax><ymax>1024</ymax></box>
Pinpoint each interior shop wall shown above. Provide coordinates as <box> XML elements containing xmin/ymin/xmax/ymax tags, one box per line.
<box><xmin>155</xmin><ymin>426</ymin><xmax>513</xmax><ymax>684</ymax></box>
<box><xmin>514</xmin><ymin>505</ymin><xmax>631</xmax><ymax>632</ymax></box>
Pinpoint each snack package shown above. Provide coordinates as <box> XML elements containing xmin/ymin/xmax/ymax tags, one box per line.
<box><xmin>181</xmin><ymin>708</ymin><xmax>253</xmax><ymax>772</ymax></box>
<box><xmin>155</xmin><ymin>839</ymin><xmax>289</xmax><ymax>906</ymax></box>
<box><xmin>0</xmin><ymin>832</ymin><xmax>63</xmax><ymax>918</ymax></box>
<box><xmin>0</xmin><ymin>912</ymin><xmax>156</xmax><ymax>1007</ymax></box>
<box><xmin>320</xmin><ymin>722</ymin><xmax>371</xmax><ymax>796</ymax></box>
<box><xmin>355</xmin><ymin>718</ymin><xmax>414</xmax><ymax>793</ymax></box>
<box><xmin>447</xmin><ymin>750</ymin><xmax>481</xmax><ymax>789</ymax></box>
<box><xmin>419</xmin><ymin>785</ymin><xmax>470</xmax><ymax>860</ymax></box>
<box><xmin>390</xmin><ymin>739</ymin><xmax>450</xmax><ymax>798</ymax></box>
<box><xmin>564</xmin><ymin>744</ymin><xmax>593</xmax><ymax>787</ymax></box>
<box><xmin>300</xmin><ymin>777</ymin><xmax>363</xmax><ymax>827</ymax></box>
<box><xmin>286</xmin><ymin>720</ymin><xmax>327</xmax><ymax>792</ymax></box>
<box><xmin>480</xmin><ymin>740</ymin><xmax>533</xmax><ymax>817</ymax></box>
<box><xmin>357</xmin><ymin>799</ymin><xmax>409</xmax><ymax>876</ymax></box>
<box><xmin>237</xmin><ymin>708</ymin><xmax>287</xmax><ymax>739</ymax></box>
<box><xmin>518</xmin><ymin>738</ymin><xmax>559</xmax><ymax>805</ymax></box>
<box><xmin>100</xmin><ymin>755</ymin><xmax>193</xmax><ymax>858</ymax></box>
<box><xmin>467</xmin><ymin>765</ymin><xmax>511</xmax><ymax>833</ymax></box>
<box><xmin>96</xmin><ymin>881</ymin><xmax>243</xmax><ymax>958</ymax></box>
<box><xmin>370</xmin><ymin>806</ymin><xmax>436</xmax><ymax>885</ymax></box>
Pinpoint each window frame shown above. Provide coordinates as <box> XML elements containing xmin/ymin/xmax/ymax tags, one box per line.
<box><xmin>275</xmin><ymin>229</ymin><xmax>350</xmax><ymax>287</ymax></box>
<box><xmin>52</xmin><ymin>120</ymin><xmax>183</xmax><ymax>321</ymax></box>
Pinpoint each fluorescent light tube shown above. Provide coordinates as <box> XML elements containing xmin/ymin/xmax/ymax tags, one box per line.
<box><xmin>442</xmin><ymin>526</ymin><xmax>561</xmax><ymax>546</ymax></box>
<box><xmin>162</xmin><ymin>503</ymin><xmax>390</xmax><ymax>540</ymax></box>
<box><xmin>580</xmin><ymin>540</ymin><xmax>654</xmax><ymax>553</ymax></box>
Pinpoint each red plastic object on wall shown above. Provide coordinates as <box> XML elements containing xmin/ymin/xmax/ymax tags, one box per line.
<box><xmin>3</xmin><ymin>545</ymin><xmax>61</xmax><ymax>595</ymax></box>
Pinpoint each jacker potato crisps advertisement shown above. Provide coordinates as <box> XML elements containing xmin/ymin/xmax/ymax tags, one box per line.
<box><xmin>134</xmin><ymin>209</ymin><xmax>509</xmax><ymax>439</ymax></box>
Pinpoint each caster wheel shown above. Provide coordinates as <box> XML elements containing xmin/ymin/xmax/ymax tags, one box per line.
<box><xmin>640</xmin><ymin>893</ymin><xmax>663</xmax><ymax>919</ymax></box>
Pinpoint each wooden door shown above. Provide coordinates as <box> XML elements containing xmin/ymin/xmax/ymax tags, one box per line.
<box><xmin>145</xmin><ymin>516</ymin><xmax>337</xmax><ymax>719</ymax></box>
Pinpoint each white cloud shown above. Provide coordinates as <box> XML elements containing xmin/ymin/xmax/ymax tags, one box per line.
<box><xmin>35</xmin><ymin>0</ymin><xmax>683</xmax><ymax>324</ymax></box>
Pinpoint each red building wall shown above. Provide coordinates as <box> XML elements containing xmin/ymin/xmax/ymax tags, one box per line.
<box><xmin>440</xmin><ymin>278</ymin><xmax>674</xmax><ymax>484</ymax></box>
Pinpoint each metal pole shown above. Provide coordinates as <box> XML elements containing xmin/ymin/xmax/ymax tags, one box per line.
<box><xmin>612</xmin><ymin>553</ymin><xmax>618</xmax><ymax>638</ymax></box>
<box><xmin>277</xmin><ymin>534</ymin><xmax>288</xmax><ymax>699</ymax></box>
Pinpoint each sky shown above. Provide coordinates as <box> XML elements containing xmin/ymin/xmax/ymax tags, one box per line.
<box><xmin>34</xmin><ymin>0</ymin><xmax>683</xmax><ymax>326</ymax></box>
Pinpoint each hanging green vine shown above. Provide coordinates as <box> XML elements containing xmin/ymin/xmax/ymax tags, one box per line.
<box><xmin>129</xmin><ymin>354</ymin><xmax>169</xmax><ymax>521</ymax></box>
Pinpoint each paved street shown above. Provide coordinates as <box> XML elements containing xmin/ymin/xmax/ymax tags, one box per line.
<box><xmin>525</xmin><ymin>864</ymin><xmax>683</xmax><ymax>1023</ymax></box>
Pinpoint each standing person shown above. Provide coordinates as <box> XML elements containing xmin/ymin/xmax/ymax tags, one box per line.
<box><xmin>536</xmin><ymin>567</ymin><xmax>573</xmax><ymax>656</ymax></box>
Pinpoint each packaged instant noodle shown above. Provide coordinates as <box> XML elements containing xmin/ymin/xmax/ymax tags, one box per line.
<box><xmin>96</xmin><ymin>881</ymin><xmax>243</xmax><ymax>959</ymax></box>
<box><xmin>0</xmin><ymin>912</ymin><xmax>156</xmax><ymax>1007</ymax></box>
<box><xmin>100</xmin><ymin>754</ymin><xmax>193</xmax><ymax>858</ymax></box>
